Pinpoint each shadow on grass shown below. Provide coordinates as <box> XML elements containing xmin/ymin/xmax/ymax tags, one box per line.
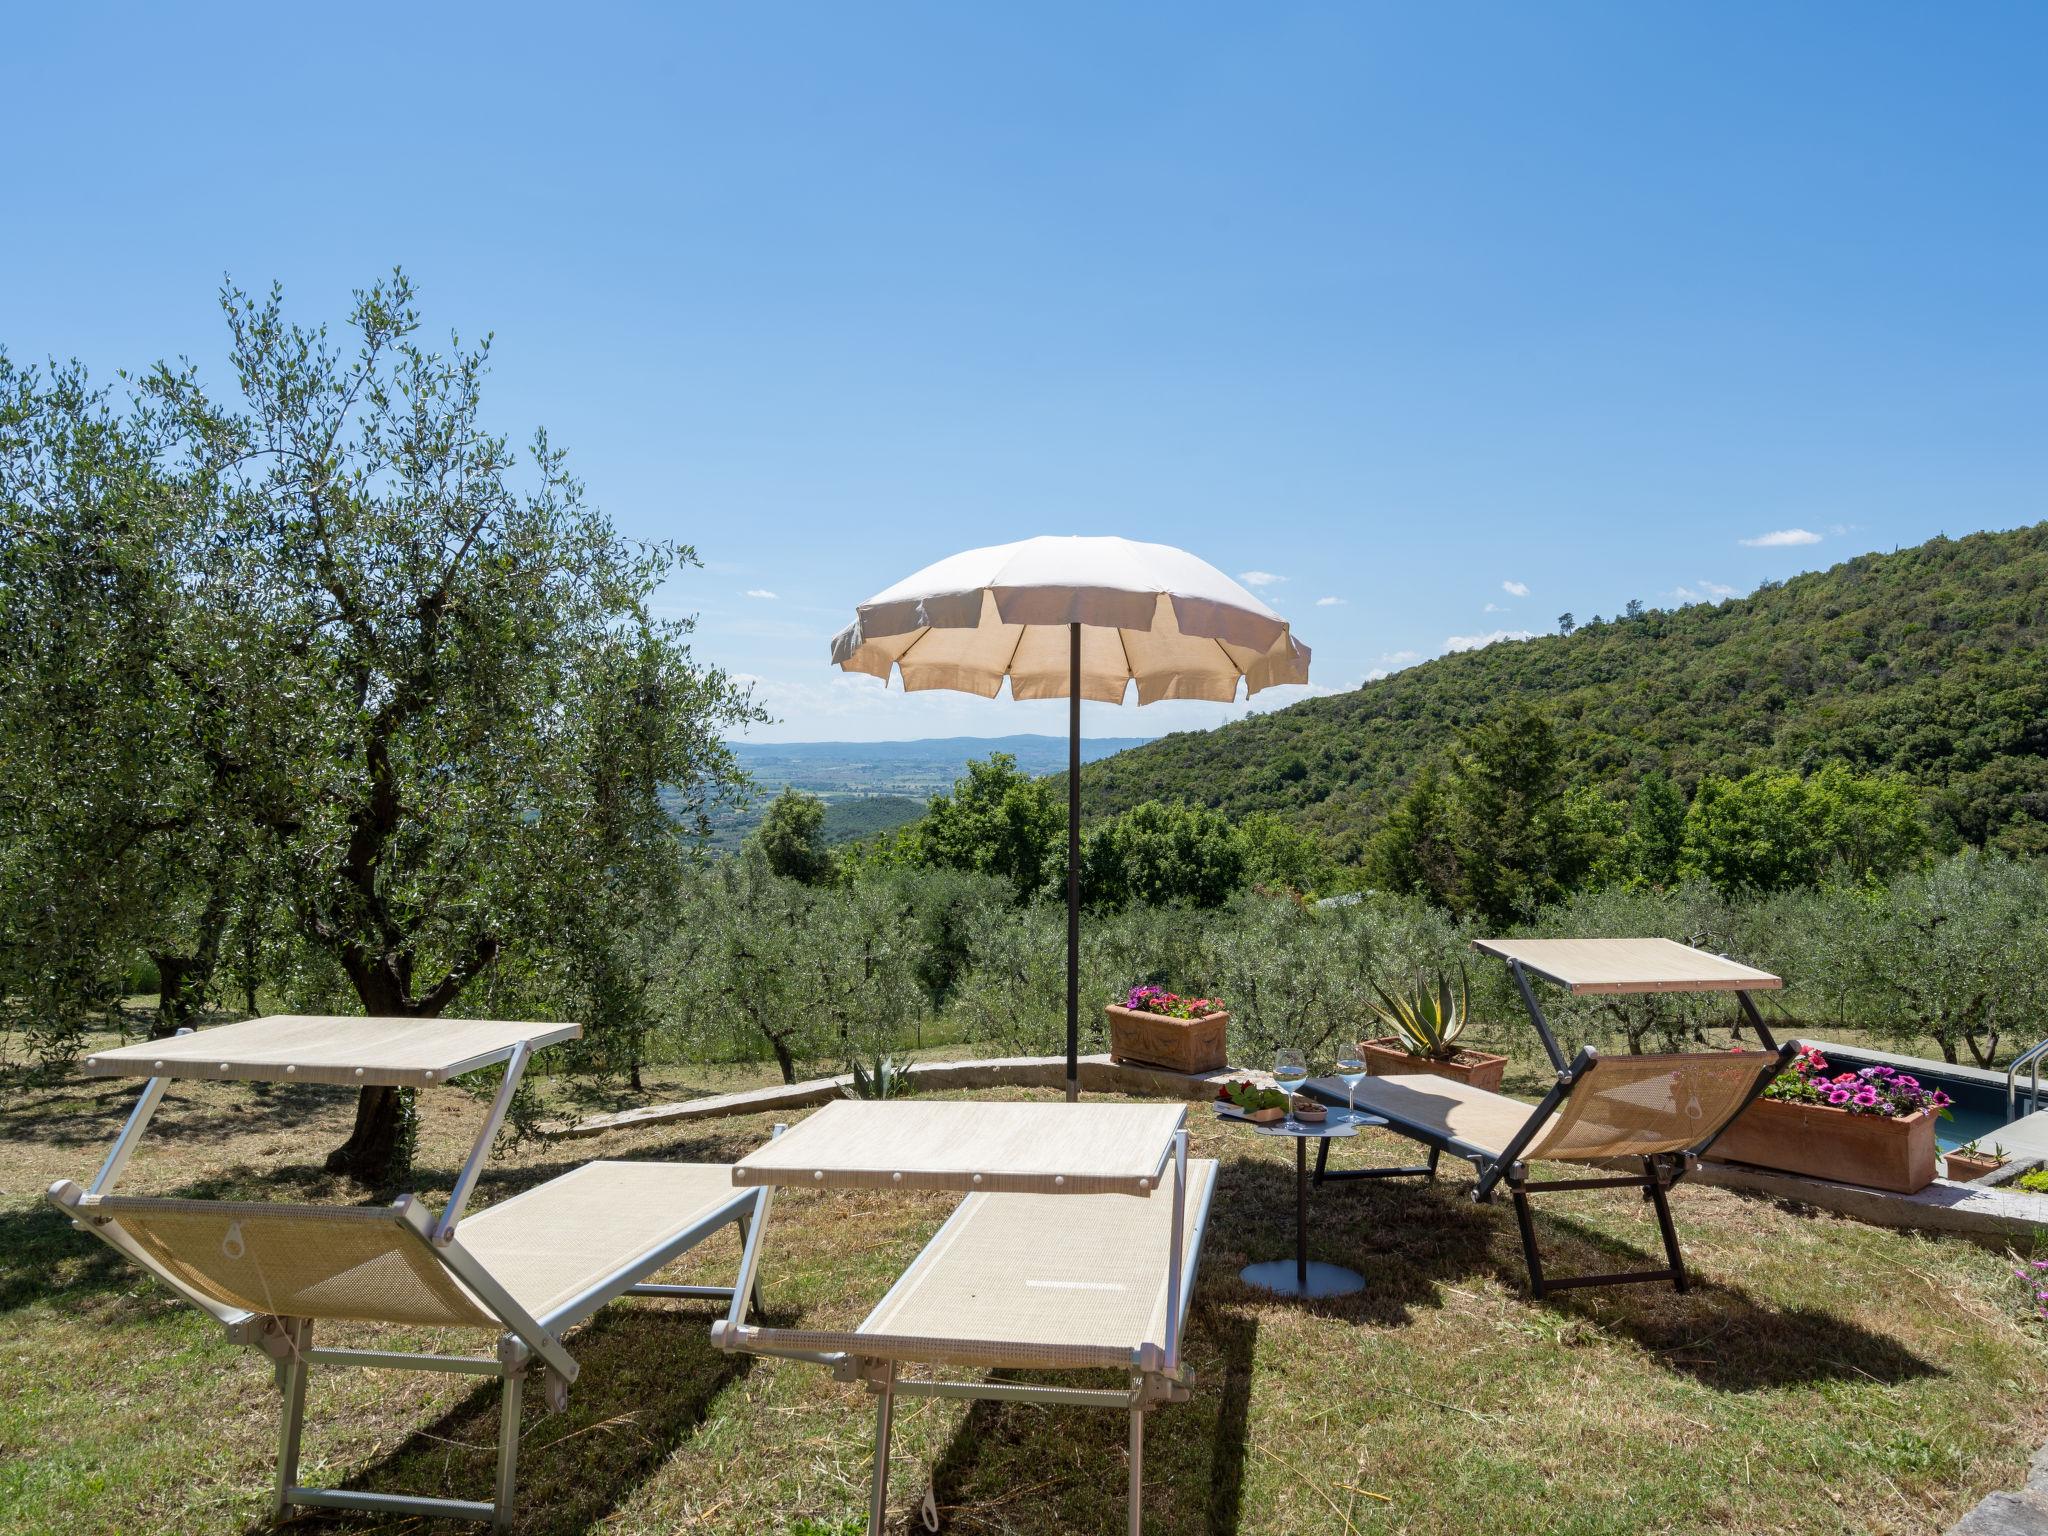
<box><xmin>917</xmin><ymin>1304</ymin><xmax>1260</xmax><ymax>1535</ymax></box>
<box><xmin>1216</xmin><ymin>1152</ymin><xmax>1498</xmax><ymax>1328</ymax></box>
<box><xmin>273</xmin><ymin>1302</ymin><xmax>764</xmax><ymax>1536</ymax></box>
<box><xmin>1520</xmin><ymin>1207</ymin><xmax>1942</xmax><ymax>1391</ymax></box>
<box><xmin>0</xmin><ymin>1200</ymin><xmax>137</xmax><ymax>1313</ymax></box>
<box><xmin>1291</xmin><ymin>1138</ymin><xmax>1942</xmax><ymax>1392</ymax></box>
<box><xmin>0</xmin><ymin>1074</ymin><xmax>353</xmax><ymax>1169</ymax></box>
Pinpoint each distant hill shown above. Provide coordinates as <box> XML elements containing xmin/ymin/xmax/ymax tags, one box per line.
<box><xmin>1076</xmin><ymin>524</ymin><xmax>2048</xmax><ymax>861</ymax></box>
<box><xmin>700</xmin><ymin>734</ymin><xmax>1155</xmax><ymax>851</ymax></box>
<box><xmin>728</xmin><ymin>734</ymin><xmax>1152</xmax><ymax>794</ymax></box>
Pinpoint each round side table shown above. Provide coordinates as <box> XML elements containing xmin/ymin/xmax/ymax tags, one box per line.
<box><xmin>1228</xmin><ymin>1107</ymin><xmax>1386</xmax><ymax>1299</ymax></box>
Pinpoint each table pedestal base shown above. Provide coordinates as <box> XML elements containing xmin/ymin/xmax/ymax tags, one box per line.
<box><xmin>1240</xmin><ymin>1260</ymin><xmax>1364</xmax><ymax>1299</ymax></box>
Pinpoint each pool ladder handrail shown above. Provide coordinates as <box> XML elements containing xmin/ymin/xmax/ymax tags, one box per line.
<box><xmin>2007</xmin><ymin>1038</ymin><xmax>2048</xmax><ymax>1123</ymax></box>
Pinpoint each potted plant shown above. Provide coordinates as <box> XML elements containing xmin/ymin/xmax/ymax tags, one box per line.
<box><xmin>1707</xmin><ymin>1045</ymin><xmax>1951</xmax><ymax>1194</ymax></box>
<box><xmin>1945</xmin><ymin>1138</ymin><xmax>2005</xmax><ymax>1182</ymax></box>
<box><xmin>1107</xmin><ymin>985</ymin><xmax>1229</xmax><ymax>1074</ymax></box>
<box><xmin>1359</xmin><ymin>967</ymin><xmax>1507</xmax><ymax>1093</ymax></box>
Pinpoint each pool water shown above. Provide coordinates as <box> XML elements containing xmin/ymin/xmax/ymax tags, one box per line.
<box><xmin>1809</xmin><ymin>1047</ymin><xmax>2039</xmax><ymax>1152</ymax></box>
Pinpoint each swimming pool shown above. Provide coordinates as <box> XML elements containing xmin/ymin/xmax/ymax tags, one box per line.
<box><xmin>1802</xmin><ymin>1041</ymin><xmax>2042</xmax><ymax>1152</ymax></box>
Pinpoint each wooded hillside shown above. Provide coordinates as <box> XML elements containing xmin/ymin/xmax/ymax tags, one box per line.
<box><xmin>1077</xmin><ymin>524</ymin><xmax>2048</xmax><ymax>861</ymax></box>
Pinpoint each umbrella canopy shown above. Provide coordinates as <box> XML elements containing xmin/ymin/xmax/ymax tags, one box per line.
<box><xmin>830</xmin><ymin>536</ymin><xmax>1311</xmax><ymax>703</ymax></box>
<box><xmin>831</xmin><ymin>537</ymin><xmax>1310</xmax><ymax>1101</ymax></box>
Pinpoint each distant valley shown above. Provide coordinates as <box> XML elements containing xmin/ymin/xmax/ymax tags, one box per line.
<box><xmin>701</xmin><ymin>734</ymin><xmax>1154</xmax><ymax>851</ymax></box>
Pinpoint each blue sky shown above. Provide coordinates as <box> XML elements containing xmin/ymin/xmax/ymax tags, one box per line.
<box><xmin>9</xmin><ymin>5</ymin><xmax>2045</xmax><ymax>741</ymax></box>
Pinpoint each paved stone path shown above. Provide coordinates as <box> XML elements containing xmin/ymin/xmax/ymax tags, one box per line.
<box><xmin>1947</xmin><ymin>1444</ymin><xmax>2048</xmax><ymax>1535</ymax></box>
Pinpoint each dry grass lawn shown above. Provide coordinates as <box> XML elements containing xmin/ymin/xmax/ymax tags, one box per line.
<box><xmin>4</xmin><ymin>1044</ymin><xmax>2046</xmax><ymax>1536</ymax></box>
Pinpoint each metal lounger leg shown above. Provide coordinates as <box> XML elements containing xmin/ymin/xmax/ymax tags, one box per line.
<box><xmin>494</xmin><ymin>1363</ymin><xmax>523</xmax><ymax>1531</ymax></box>
<box><xmin>735</xmin><ymin>1210</ymin><xmax>764</xmax><ymax>1318</ymax></box>
<box><xmin>273</xmin><ymin>1320</ymin><xmax>311</xmax><ymax>1520</ymax></box>
<box><xmin>1505</xmin><ymin>1165</ymin><xmax>1689</xmax><ymax>1295</ymax></box>
<box><xmin>1507</xmin><ymin>1175</ymin><xmax>1548</xmax><ymax>1297</ymax></box>
<box><xmin>1128</xmin><ymin>1401</ymin><xmax>1144</xmax><ymax>1536</ymax></box>
<box><xmin>1312</xmin><ymin>1135</ymin><xmax>1440</xmax><ymax>1186</ymax></box>
<box><xmin>868</xmin><ymin>1362</ymin><xmax>897</xmax><ymax>1536</ymax></box>
<box><xmin>1647</xmin><ymin>1163</ymin><xmax>1689</xmax><ymax>1294</ymax></box>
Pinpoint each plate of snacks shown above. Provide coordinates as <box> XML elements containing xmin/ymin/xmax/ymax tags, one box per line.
<box><xmin>1215</xmin><ymin>1080</ymin><xmax>1289</xmax><ymax>1125</ymax></box>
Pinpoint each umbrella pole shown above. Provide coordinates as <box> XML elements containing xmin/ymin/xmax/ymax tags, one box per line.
<box><xmin>1066</xmin><ymin>621</ymin><xmax>1081</xmax><ymax>1103</ymax></box>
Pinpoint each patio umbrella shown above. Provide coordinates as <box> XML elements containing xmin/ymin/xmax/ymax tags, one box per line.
<box><xmin>830</xmin><ymin>535</ymin><xmax>1311</xmax><ymax>1100</ymax></box>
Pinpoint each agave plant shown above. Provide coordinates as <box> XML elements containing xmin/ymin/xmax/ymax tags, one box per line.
<box><xmin>1367</xmin><ymin>967</ymin><xmax>1470</xmax><ymax>1061</ymax></box>
<box><xmin>844</xmin><ymin>1052</ymin><xmax>916</xmax><ymax>1100</ymax></box>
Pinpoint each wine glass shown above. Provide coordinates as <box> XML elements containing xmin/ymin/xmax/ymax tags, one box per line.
<box><xmin>1272</xmin><ymin>1049</ymin><xmax>1309</xmax><ymax>1130</ymax></box>
<box><xmin>1334</xmin><ymin>1047</ymin><xmax>1368</xmax><ymax>1120</ymax></box>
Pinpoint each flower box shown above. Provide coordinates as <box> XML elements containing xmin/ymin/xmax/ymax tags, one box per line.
<box><xmin>1707</xmin><ymin>1098</ymin><xmax>1938</xmax><ymax>1194</ymax></box>
<box><xmin>1945</xmin><ymin>1148</ymin><xmax>2006</xmax><ymax>1182</ymax></box>
<box><xmin>1107</xmin><ymin>1004</ymin><xmax>1229</xmax><ymax>1075</ymax></box>
<box><xmin>1359</xmin><ymin>1037</ymin><xmax>1507</xmax><ymax>1094</ymax></box>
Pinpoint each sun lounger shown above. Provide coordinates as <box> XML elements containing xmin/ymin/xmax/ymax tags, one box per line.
<box><xmin>49</xmin><ymin>1016</ymin><xmax>765</xmax><ymax>1530</ymax></box>
<box><xmin>1309</xmin><ymin>938</ymin><xmax>1793</xmax><ymax>1295</ymax></box>
<box><xmin>712</xmin><ymin>1100</ymin><xmax>1212</xmax><ymax>1536</ymax></box>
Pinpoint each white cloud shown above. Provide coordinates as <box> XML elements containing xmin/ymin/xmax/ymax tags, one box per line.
<box><xmin>1501</xmin><ymin>579</ymin><xmax>1530</xmax><ymax>597</ymax></box>
<box><xmin>1315</xmin><ymin>596</ymin><xmax>1346</xmax><ymax>607</ymax></box>
<box><xmin>1444</xmin><ymin>629</ymin><xmax>1535</xmax><ymax>654</ymax></box>
<box><xmin>1668</xmin><ymin>578</ymin><xmax>1742</xmax><ymax>606</ymax></box>
<box><xmin>1483</xmin><ymin>601</ymin><xmax>1505</xmax><ymax>613</ymax></box>
<box><xmin>1740</xmin><ymin>528</ymin><xmax>1821</xmax><ymax>548</ymax></box>
<box><xmin>1363</xmin><ymin>648</ymin><xmax>1424</xmax><ymax>682</ymax></box>
<box><xmin>744</xmin><ymin>588</ymin><xmax>779</xmax><ymax>599</ymax></box>
<box><xmin>1245</xmin><ymin>681</ymin><xmax>1341</xmax><ymax>713</ymax></box>
<box><xmin>1237</xmin><ymin>570</ymin><xmax>1284</xmax><ymax>588</ymax></box>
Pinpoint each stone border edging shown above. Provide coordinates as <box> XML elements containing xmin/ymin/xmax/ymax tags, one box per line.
<box><xmin>1692</xmin><ymin>1158</ymin><xmax>2048</xmax><ymax>1250</ymax></box>
<box><xmin>541</xmin><ymin>1053</ymin><xmax>1237</xmax><ymax>1139</ymax></box>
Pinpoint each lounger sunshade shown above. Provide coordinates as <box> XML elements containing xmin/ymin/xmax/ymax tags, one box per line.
<box><xmin>1310</xmin><ymin>936</ymin><xmax>1793</xmax><ymax>1296</ymax></box>
<box><xmin>1471</xmin><ymin>937</ymin><xmax>1782</xmax><ymax>995</ymax></box>
<box><xmin>81</xmin><ymin>1012</ymin><xmax>582</xmax><ymax>1087</ymax></box>
<box><xmin>731</xmin><ymin>1098</ymin><xmax>1185</xmax><ymax>1194</ymax></box>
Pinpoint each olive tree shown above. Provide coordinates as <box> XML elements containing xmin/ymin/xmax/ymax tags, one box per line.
<box><xmin>0</xmin><ymin>352</ymin><xmax>294</xmax><ymax>1058</ymax></box>
<box><xmin>150</xmin><ymin>273</ymin><xmax>760</xmax><ymax>1179</ymax></box>
<box><xmin>1846</xmin><ymin>852</ymin><xmax>2047</xmax><ymax>1066</ymax></box>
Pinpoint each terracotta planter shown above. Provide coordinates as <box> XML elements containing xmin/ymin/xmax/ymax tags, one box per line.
<box><xmin>1359</xmin><ymin>1037</ymin><xmax>1507</xmax><ymax>1094</ymax></box>
<box><xmin>1945</xmin><ymin>1149</ymin><xmax>2005</xmax><ymax>1182</ymax></box>
<box><xmin>1707</xmin><ymin>1096</ymin><xmax>1938</xmax><ymax>1194</ymax></box>
<box><xmin>1107</xmin><ymin>1005</ymin><xmax>1229</xmax><ymax>1074</ymax></box>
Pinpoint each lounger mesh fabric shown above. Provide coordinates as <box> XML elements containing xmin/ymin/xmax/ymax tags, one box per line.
<box><xmin>743</xmin><ymin>1159</ymin><xmax>1216</xmax><ymax>1372</ymax></box>
<box><xmin>457</xmin><ymin>1161</ymin><xmax>744</xmax><ymax>1321</ymax></box>
<box><xmin>80</xmin><ymin>1196</ymin><xmax>498</xmax><ymax>1328</ymax></box>
<box><xmin>733</xmin><ymin>1100</ymin><xmax>1185</xmax><ymax>1195</ymax></box>
<box><xmin>1522</xmin><ymin>1052</ymin><xmax>1778</xmax><ymax>1161</ymax></box>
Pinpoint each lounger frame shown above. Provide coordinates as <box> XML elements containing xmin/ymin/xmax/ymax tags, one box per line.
<box><xmin>1314</xmin><ymin>957</ymin><xmax>1793</xmax><ymax>1296</ymax></box>
<box><xmin>714</xmin><ymin>1122</ymin><xmax>1210</xmax><ymax>1536</ymax></box>
<box><xmin>50</xmin><ymin>1029</ymin><xmax>763</xmax><ymax>1530</ymax></box>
